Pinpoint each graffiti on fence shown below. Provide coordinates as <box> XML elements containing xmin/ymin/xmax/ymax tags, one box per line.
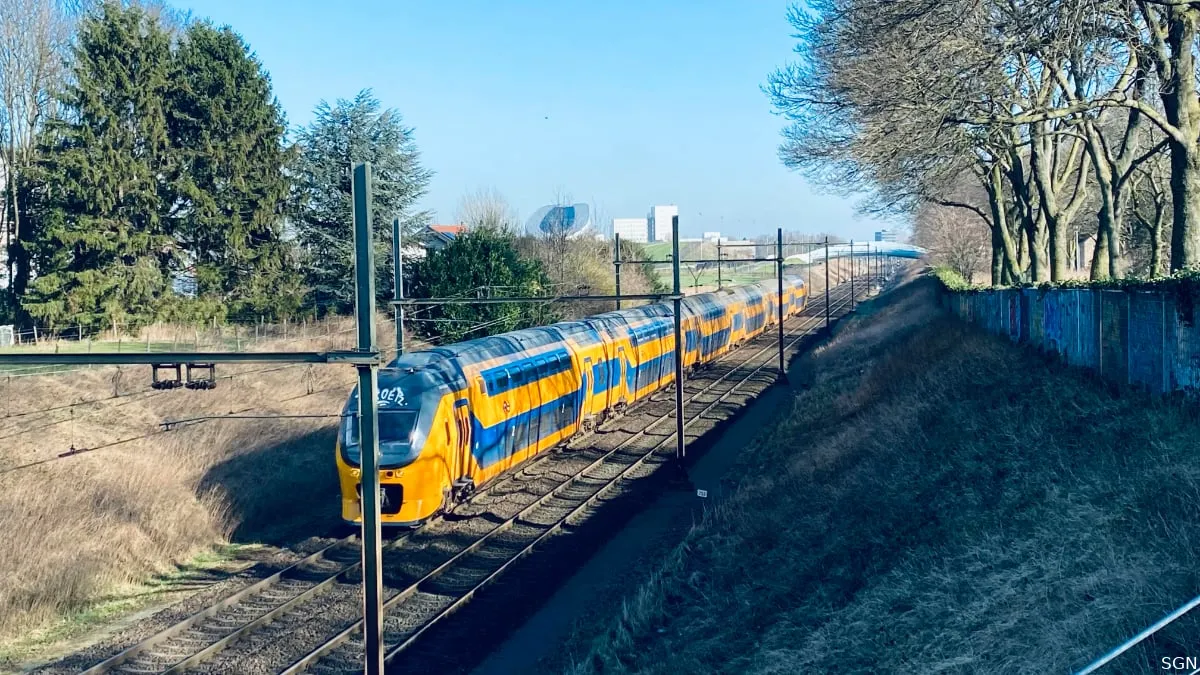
<box><xmin>949</xmin><ymin>286</ymin><xmax>1200</xmax><ymax>396</ymax></box>
<box><xmin>1042</xmin><ymin>292</ymin><xmax>1063</xmax><ymax>354</ymax></box>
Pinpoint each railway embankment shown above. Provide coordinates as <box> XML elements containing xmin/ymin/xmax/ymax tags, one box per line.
<box><xmin>0</xmin><ymin>318</ymin><xmax>391</xmax><ymax>671</ymax></box>
<box><xmin>557</xmin><ymin>272</ymin><xmax>1200</xmax><ymax>674</ymax></box>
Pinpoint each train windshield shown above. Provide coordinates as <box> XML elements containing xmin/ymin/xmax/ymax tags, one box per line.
<box><xmin>346</xmin><ymin>410</ymin><xmax>419</xmax><ymax>445</ymax></box>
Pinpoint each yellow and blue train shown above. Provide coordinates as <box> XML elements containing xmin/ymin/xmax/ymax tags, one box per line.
<box><xmin>337</xmin><ymin>277</ymin><xmax>807</xmax><ymax>526</ymax></box>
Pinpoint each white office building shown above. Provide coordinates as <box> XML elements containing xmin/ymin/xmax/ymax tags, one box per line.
<box><xmin>648</xmin><ymin>205</ymin><xmax>679</xmax><ymax>243</ymax></box>
<box><xmin>613</xmin><ymin>217</ymin><xmax>650</xmax><ymax>243</ymax></box>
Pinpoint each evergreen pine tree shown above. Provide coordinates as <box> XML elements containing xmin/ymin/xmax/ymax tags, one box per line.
<box><xmin>22</xmin><ymin>2</ymin><xmax>175</xmax><ymax>332</ymax></box>
<box><xmin>292</xmin><ymin>89</ymin><xmax>432</xmax><ymax>315</ymax></box>
<box><xmin>166</xmin><ymin>21</ymin><xmax>301</xmax><ymax>321</ymax></box>
<box><xmin>407</xmin><ymin>230</ymin><xmax>557</xmax><ymax>343</ymax></box>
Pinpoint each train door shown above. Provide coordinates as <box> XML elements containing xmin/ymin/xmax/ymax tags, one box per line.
<box><xmin>514</xmin><ymin>361</ymin><xmax>537</xmax><ymax>466</ymax></box>
<box><xmin>535</xmin><ymin>356</ymin><xmax>551</xmax><ymax>451</ymax></box>
<box><xmin>668</xmin><ymin>319</ymin><xmax>678</xmax><ymax>380</ymax></box>
<box><xmin>501</xmin><ymin>367</ymin><xmax>520</xmax><ymax>472</ymax></box>
<box><xmin>626</xmin><ymin>328</ymin><xmax>641</xmax><ymax>404</ymax></box>
<box><xmin>580</xmin><ymin>356</ymin><xmax>592</xmax><ymax>426</ymax></box>
<box><xmin>554</xmin><ymin>353</ymin><xmax>573</xmax><ymax>439</ymax></box>
<box><xmin>454</xmin><ymin>398</ymin><xmax>472</xmax><ymax>488</ymax></box>
<box><xmin>616</xmin><ymin>345</ymin><xmax>628</xmax><ymax>405</ymax></box>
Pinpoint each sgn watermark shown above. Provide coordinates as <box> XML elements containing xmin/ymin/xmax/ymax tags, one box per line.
<box><xmin>1162</xmin><ymin>656</ymin><xmax>1199</xmax><ymax>671</ymax></box>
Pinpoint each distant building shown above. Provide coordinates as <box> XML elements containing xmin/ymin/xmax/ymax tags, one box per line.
<box><xmin>875</xmin><ymin>229</ymin><xmax>901</xmax><ymax>243</ymax></box>
<box><xmin>613</xmin><ymin>217</ymin><xmax>650</xmax><ymax>243</ymax></box>
<box><xmin>703</xmin><ymin>231</ymin><xmax>722</xmax><ymax>242</ymax></box>
<box><xmin>648</xmin><ymin>205</ymin><xmax>679</xmax><ymax>243</ymax></box>
<box><xmin>526</xmin><ymin>203</ymin><xmax>594</xmax><ymax>239</ymax></box>
<box><xmin>425</xmin><ymin>223</ymin><xmax>467</xmax><ymax>252</ymax></box>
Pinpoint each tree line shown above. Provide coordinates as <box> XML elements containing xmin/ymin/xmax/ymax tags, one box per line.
<box><xmin>766</xmin><ymin>0</ymin><xmax>1200</xmax><ymax>285</ymax></box>
<box><xmin>406</xmin><ymin>192</ymin><xmax>667</xmax><ymax>345</ymax></box>
<box><xmin>0</xmin><ymin>0</ymin><xmax>430</xmax><ymax>333</ymax></box>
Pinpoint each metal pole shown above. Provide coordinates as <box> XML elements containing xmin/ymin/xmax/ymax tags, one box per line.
<box><xmin>850</xmin><ymin>240</ymin><xmax>855</xmax><ymax>309</ymax></box>
<box><xmin>824</xmin><ymin>237</ymin><xmax>830</xmax><ymax>329</ymax></box>
<box><xmin>672</xmin><ymin>216</ymin><xmax>685</xmax><ymax>461</ymax></box>
<box><xmin>614</xmin><ymin>232</ymin><xmax>622</xmax><ymax>310</ymax></box>
<box><xmin>807</xmin><ymin>242</ymin><xmax>812</xmax><ymax>295</ymax></box>
<box><xmin>392</xmin><ymin>217</ymin><xmax>405</xmax><ymax>357</ymax></box>
<box><xmin>776</xmin><ymin>228</ymin><xmax>785</xmax><ymax>379</ymax></box>
<box><xmin>716</xmin><ymin>240</ymin><xmax>723</xmax><ymax>290</ymax></box>
<box><xmin>352</xmin><ymin>163</ymin><xmax>384</xmax><ymax>675</ymax></box>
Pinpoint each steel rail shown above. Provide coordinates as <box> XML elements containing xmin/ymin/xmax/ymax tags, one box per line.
<box><xmin>281</xmin><ymin>286</ymin><xmax>856</xmax><ymax>674</ymax></box>
<box><xmin>79</xmin><ymin>536</ymin><xmax>359</xmax><ymax>675</ymax></box>
<box><xmin>82</xmin><ymin>442</ymin><xmax>557</xmax><ymax>675</ymax></box>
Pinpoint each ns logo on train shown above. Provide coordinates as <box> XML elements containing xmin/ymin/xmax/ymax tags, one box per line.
<box><xmin>336</xmin><ymin>278</ymin><xmax>808</xmax><ymax>526</ymax></box>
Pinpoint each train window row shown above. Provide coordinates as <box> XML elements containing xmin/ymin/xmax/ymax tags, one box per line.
<box><xmin>482</xmin><ymin>349</ymin><xmax>572</xmax><ymax>396</ymax></box>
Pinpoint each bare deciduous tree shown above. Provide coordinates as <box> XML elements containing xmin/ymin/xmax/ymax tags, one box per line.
<box><xmin>765</xmin><ymin>0</ymin><xmax>1200</xmax><ymax>284</ymax></box>
<box><xmin>0</xmin><ymin>0</ymin><xmax>78</xmax><ymax>306</ymax></box>
<box><xmin>455</xmin><ymin>187</ymin><xmax>519</xmax><ymax>233</ymax></box>
<box><xmin>913</xmin><ymin>202</ymin><xmax>991</xmax><ymax>284</ymax></box>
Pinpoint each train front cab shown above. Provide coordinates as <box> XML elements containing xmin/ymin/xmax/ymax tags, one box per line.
<box><xmin>337</xmin><ymin>365</ymin><xmax>459</xmax><ymax>527</ymax></box>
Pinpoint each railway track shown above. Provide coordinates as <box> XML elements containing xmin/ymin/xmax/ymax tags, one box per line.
<box><xmin>70</xmin><ymin>279</ymin><xmax>869</xmax><ymax>675</ymax></box>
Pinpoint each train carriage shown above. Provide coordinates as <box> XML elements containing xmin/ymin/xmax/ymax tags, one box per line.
<box><xmin>337</xmin><ymin>277</ymin><xmax>807</xmax><ymax>526</ymax></box>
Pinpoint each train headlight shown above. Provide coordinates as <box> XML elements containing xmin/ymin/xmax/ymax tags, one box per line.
<box><xmin>351</xmin><ymin>469</ymin><xmax>361</xmax><ymax>478</ymax></box>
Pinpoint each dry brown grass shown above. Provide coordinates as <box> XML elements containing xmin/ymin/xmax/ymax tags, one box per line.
<box><xmin>565</xmin><ymin>273</ymin><xmax>1200</xmax><ymax>674</ymax></box>
<box><xmin>0</xmin><ymin>317</ymin><xmax>396</xmax><ymax>653</ymax></box>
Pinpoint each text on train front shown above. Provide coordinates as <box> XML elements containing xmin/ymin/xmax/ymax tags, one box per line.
<box><xmin>339</xmin><ymin>370</ymin><xmax>445</xmax><ymax>470</ymax></box>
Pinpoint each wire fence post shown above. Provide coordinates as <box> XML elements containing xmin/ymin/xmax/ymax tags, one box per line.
<box><xmin>776</xmin><ymin>228</ymin><xmax>786</xmax><ymax>380</ymax></box>
<box><xmin>672</xmin><ymin>216</ymin><xmax>685</xmax><ymax>461</ymax></box>
<box><xmin>614</xmin><ymin>232</ymin><xmax>622</xmax><ymax>310</ymax></box>
<box><xmin>824</xmin><ymin>237</ymin><xmax>831</xmax><ymax>329</ymax></box>
<box><xmin>393</xmin><ymin>216</ymin><xmax>405</xmax><ymax>357</ymax></box>
<box><xmin>352</xmin><ymin>163</ymin><xmax>385</xmax><ymax>675</ymax></box>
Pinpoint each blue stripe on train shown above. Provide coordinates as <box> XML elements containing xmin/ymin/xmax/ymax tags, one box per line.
<box><xmin>470</xmin><ymin>317</ymin><xmax>746</xmax><ymax>469</ymax></box>
<box><xmin>470</xmin><ymin>389</ymin><xmax>581</xmax><ymax>469</ymax></box>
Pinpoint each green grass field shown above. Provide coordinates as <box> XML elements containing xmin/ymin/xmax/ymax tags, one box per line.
<box><xmin>640</xmin><ymin>242</ymin><xmax>671</xmax><ymax>261</ymax></box>
<box><xmin>0</xmin><ymin>338</ymin><xmax>238</xmax><ymax>377</ymax></box>
<box><xmin>649</xmin><ymin>261</ymin><xmax>779</xmax><ymax>291</ymax></box>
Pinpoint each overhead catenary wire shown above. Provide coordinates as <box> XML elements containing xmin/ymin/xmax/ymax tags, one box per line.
<box><xmin>0</xmin><ymin>320</ymin><xmax>398</xmax><ymax>425</ymax></box>
<box><xmin>0</xmin><ymin>381</ymin><xmax>357</xmax><ymax>476</ymax></box>
<box><xmin>0</xmin><ymin>339</ymin><xmax>407</xmax><ymax>475</ymax></box>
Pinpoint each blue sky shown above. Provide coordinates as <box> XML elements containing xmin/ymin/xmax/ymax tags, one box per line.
<box><xmin>182</xmin><ymin>0</ymin><xmax>895</xmax><ymax>241</ymax></box>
